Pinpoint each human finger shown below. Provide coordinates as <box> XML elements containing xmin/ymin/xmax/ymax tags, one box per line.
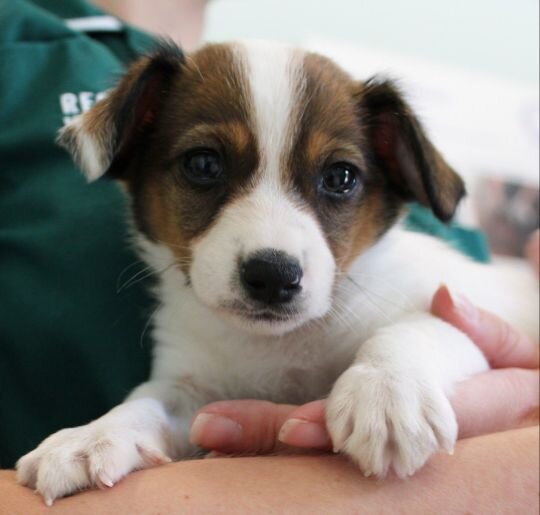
<box><xmin>431</xmin><ymin>285</ymin><xmax>538</xmax><ymax>369</ymax></box>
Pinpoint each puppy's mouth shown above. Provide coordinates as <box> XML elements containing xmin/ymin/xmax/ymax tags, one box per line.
<box><xmin>224</xmin><ymin>302</ymin><xmax>299</xmax><ymax>322</ymax></box>
<box><xmin>217</xmin><ymin>300</ymin><xmax>304</xmax><ymax>333</ymax></box>
<box><xmin>234</xmin><ymin>309</ymin><xmax>294</xmax><ymax>322</ymax></box>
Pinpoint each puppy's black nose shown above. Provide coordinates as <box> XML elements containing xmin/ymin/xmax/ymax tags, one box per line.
<box><xmin>241</xmin><ymin>250</ymin><xmax>303</xmax><ymax>304</ymax></box>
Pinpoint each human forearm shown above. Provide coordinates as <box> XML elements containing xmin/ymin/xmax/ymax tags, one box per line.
<box><xmin>2</xmin><ymin>427</ymin><xmax>538</xmax><ymax>514</ymax></box>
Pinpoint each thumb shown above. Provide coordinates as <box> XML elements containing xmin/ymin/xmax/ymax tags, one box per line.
<box><xmin>431</xmin><ymin>285</ymin><xmax>538</xmax><ymax>369</ymax></box>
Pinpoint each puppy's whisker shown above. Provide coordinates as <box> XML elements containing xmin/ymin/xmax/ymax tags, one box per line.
<box><xmin>335</xmin><ymin>278</ymin><xmax>393</xmax><ymax>324</ymax></box>
<box><xmin>351</xmin><ymin>278</ymin><xmax>412</xmax><ymax>312</ymax></box>
<box><xmin>139</xmin><ymin>305</ymin><xmax>160</xmax><ymax>349</ymax></box>
<box><xmin>116</xmin><ymin>260</ymin><xmax>150</xmax><ymax>291</ymax></box>
<box><xmin>337</xmin><ymin>271</ymin><xmax>413</xmax><ymax>312</ymax></box>
<box><xmin>327</xmin><ymin>307</ymin><xmax>352</xmax><ymax>335</ymax></box>
<box><xmin>329</xmin><ymin>298</ymin><xmax>362</xmax><ymax>336</ymax></box>
<box><xmin>117</xmin><ymin>264</ymin><xmax>154</xmax><ymax>292</ymax></box>
<box><xmin>118</xmin><ymin>261</ymin><xmax>178</xmax><ymax>292</ymax></box>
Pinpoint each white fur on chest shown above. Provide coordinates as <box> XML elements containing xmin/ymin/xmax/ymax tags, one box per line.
<box><xmin>149</xmin><ymin>270</ymin><xmax>351</xmax><ymax>403</ymax></box>
<box><xmin>140</xmin><ymin>225</ymin><xmax>538</xmax><ymax>405</ymax></box>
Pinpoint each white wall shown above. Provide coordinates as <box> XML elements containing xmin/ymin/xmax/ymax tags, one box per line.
<box><xmin>205</xmin><ymin>0</ymin><xmax>539</xmax><ymax>85</ymax></box>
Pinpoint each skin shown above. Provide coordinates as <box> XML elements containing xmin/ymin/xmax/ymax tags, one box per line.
<box><xmin>1</xmin><ymin>429</ymin><xmax>538</xmax><ymax>514</ymax></box>
<box><xmin>90</xmin><ymin>0</ymin><xmax>208</xmax><ymax>51</ymax></box>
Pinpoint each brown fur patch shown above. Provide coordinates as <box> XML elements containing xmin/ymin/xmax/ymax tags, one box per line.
<box><xmin>358</xmin><ymin>78</ymin><xmax>465</xmax><ymax>221</ymax></box>
<box><xmin>58</xmin><ymin>46</ymin><xmax>185</xmax><ymax>179</ymax></box>
<box><xmin>287</xmin><ymin>53</ymin><xmax>403</xmax><ymax>271</ymax></box>
<box><xmin>285</xmin><ymin>52</ymin><xmax>464</xmax><ymax>271</ymax></box>
<box><xmin>119</xmin><ymin>44</ymin><xmax>259</xmax><ymax>271</ymax></box>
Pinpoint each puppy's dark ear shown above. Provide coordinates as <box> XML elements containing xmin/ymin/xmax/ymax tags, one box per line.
<box><xmin>57</xmin><ymin>43</ymin><xmax>184</xmax><ymax>182</ymax></box>
<box><xmin>359</xmin><ymin>78</ymin><xmax>465</xmax><ymax>222</ymax></box>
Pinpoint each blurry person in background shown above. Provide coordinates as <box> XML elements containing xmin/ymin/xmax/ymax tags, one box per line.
<box><xmin>91</xmin><ymin>0</ymin><xmax>208</xmax><ymax>50</ymax></box>
<box><xmin>0</xmin><ymin>1</ymin><xmax>537</xmax><ymax>513</ymax></box>
<box><xmin>476</xmin><ymin>177</ymin><xmax>539</xmax><ymax>256</ymax></box>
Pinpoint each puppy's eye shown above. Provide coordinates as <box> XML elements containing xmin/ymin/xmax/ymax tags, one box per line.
<box><xmin>320</xmin><ymin>162</ymin><xmax>360</xmax><ymax>196</ymax></box>
<box><xmin>183</xmin><ymin>149</ymin><xmax>223</xmax><ymax>186</ymax></box>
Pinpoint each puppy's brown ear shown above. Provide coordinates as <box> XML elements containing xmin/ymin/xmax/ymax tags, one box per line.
<box><xmin>359</xmin><ymin>78</ymin><xmax>465</xmax><ymax>222</ymax></box>
<box><xmin>57</xmin><ymin>43</ymin><xmax>184</xmax><ymax>182</ymax></box>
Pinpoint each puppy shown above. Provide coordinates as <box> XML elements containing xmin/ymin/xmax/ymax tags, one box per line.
<box><xmin>17</xmin><ymin>41</ymin><xmax>538</xmax><ymax>504</ymax></box>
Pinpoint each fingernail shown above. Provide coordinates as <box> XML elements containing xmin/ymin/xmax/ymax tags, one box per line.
<box><xmin>189</xmin><ymin>413</ymin><xmax>243</xmax><ymax>448</ymax></box>
<box><xmin>441</xmin><ymin>285</ymin><xmax>476</xmax><ymax>322</ymax></box>
<box><xmin>278</xmin><ymin>418</ymin><xmax>331</xmax><ymax>448</ymax></box>
<box><xmin>453</xmin><ymin>292</ymin><xmax>477</xmax><ymax>322</ymax></box>
<box><xmin>436</xmin><ymin>284</ymin><xmax>454</xmax><ymax>309</ymax></box>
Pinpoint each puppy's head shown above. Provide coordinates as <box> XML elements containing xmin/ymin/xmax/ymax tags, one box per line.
<box><xmin>59</xmin><ymin>41</ymin><xmax>464</xmax><ymax>336</ymax></box>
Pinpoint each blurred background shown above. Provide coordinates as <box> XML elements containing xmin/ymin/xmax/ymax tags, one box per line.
<box><xmin>205</xmin><ymin>0</ymin><xmax>539</xmax><ymax>256</ymax></box>
<box><xmin>206</xmin><ymin>0</ymin><xmax>538</xmax><ymax>84</ymax></box>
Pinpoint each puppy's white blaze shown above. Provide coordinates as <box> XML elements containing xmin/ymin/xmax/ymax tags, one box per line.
<box><xmin>190</xmin><ymin>185</ymin><xmax>335</xmax><ymax>335</ymax></box>
<box><xmin>186</xmin><ymin>42</ymin><xmax>335</xmax><ymax>335</ymax></box>
<box><xmin>236</xmin><ymin>40</ymin><xmax>304</xmax><ymax>188</ymax></box>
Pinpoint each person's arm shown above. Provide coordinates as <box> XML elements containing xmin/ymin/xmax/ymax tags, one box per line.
<box><xmin>1</xmin><ymin>428</ymin><xmax>537</xmax><ymax>514</ymax></box>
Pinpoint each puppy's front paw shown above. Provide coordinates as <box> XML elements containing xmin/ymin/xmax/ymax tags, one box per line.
<box><xmin>326</xmin><ymin>364</ymin><xmax>456</xmax><ymax>478</ymax></box>
<box><xmin>16</xmin><ymin>403</ymin><xmax>171</xmax><ymax>505</ymax></box>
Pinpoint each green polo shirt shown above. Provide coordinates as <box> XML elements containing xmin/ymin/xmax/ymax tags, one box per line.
<box><xmin>0</xmin><ymin>0</ymin><xmax>156</xmax><ymax>468</ymax></box>
<box><xmin>0</xmin><ymin>0</ymin><xmax>489</xmax><ymax>468</ymax></box>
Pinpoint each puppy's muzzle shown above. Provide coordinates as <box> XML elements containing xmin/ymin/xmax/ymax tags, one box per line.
<box><xmin>240</xmin><ymin>249</ymin><xmax>303</xmax><ymax>305</ymax></box>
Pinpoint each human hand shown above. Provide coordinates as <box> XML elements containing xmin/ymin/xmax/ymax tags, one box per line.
<box><xmin>190</xmin><ymin>287</ymin><xmax>539</xmax><ymax>455</ymax></box>
<box><xmin>525</xmin><ymin>229</ymin><xmax>539</xmax><ymax>277</ymax></box>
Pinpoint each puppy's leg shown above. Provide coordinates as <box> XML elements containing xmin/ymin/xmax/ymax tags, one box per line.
<box><xmin>16</xmin><ymin>379</ymin><xmax>207</xmax><ymax>505</ymax></box>
<box><xmin>326</xmin><ymin>313</ymin><xmax>489</xmax><ymax>478</ymax></box>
